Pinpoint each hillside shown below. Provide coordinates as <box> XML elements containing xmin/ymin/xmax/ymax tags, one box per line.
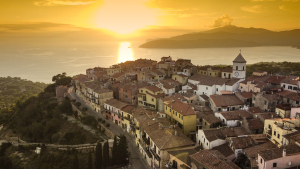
<box><xmin>139</xmin><ymin>25</ymin><xmax>300</xmax><ymax>49</ymax></box>
<box><xmin>0</xmin><ymin>77</ymin><xmax>48</xmax><ymax>108</ymax></box>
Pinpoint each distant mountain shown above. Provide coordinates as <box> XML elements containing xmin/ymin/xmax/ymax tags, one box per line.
<box><xmin>139</xmin><ymin>25</ymin><xmax>300</xmax><ymax>49</ymax></box>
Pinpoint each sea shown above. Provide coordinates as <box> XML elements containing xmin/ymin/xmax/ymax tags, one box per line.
<box><xmin>1</xmin><ymin>41</ymin><xmax>300</xmax><ymax>83</ymax></box>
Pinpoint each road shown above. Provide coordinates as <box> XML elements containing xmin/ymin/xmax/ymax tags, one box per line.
<box><xmin>69</xmin><ymin>90</ymin><xmax>151</xmax><ymax>169</ymax></box>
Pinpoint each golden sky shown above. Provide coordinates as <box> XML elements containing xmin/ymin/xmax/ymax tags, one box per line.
<box><xmin>1</xmin><ymin>0</ymin><xmax>300</xmax><ymax>36</ymax></box>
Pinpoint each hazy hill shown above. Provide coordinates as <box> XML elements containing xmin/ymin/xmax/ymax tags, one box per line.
<box><xmin>139</xmin><ymin>25</ymin><xmax>300</xmax><ymax>49</ymax></box>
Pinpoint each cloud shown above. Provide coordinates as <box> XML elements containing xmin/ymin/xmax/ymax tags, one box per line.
<box><xmin>279</xmin><ymin>5</ymin><xmax>287</xmax><ymax>10</ymax></box>
<box><xmin>212</xmin><ymin>14</ymin><xmax>233</xmax><ymax>27</ymax></box>
<box><xmin>34</xmin><ymin>0</ymin><xmax>97</xmax><ymax>6</ymax></box>
<box><xmin>0</xmin><ymin>22</ymin><xmax>82</xmax><ymax>32</ymax></box>
<box><xmin>241</xmin><ymin>5</ymin><xmax>266</xmax><ymax>13</ymax></box>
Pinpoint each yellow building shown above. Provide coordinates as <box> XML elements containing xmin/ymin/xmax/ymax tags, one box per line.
<box><xmin>138</xmin><ymin>86</ymin><xmax>165</xmax><ymax>110</ymax></box>
<box><xmin>120</xmin><ymin>105</ymin><xmax>136</xmax><ymax>133</ymax></box>
<box><xmin>275</xmin><ymin>104</ymin><xmax>292</xmax><ymax>118</ymax></box>
<box><xmin>172</xmin><ymin>74</ymin><xmax>188</xmax><ymax>85</ymax></box>
<box><xmin>107</xmin><ymin>67</ymin><xmax>122</xmax><ymax>77</ymax></box>
<box><xmin>93</xmin><ymin>88</ymin><xmax>113</xmax><ymax>113</ymax></box>
<box><xmin>264</xmin><ymin>118</ymin><xmax>300</xmax><ymax>147</ymax></box>
<box><xmin>197</xmin><ymin>66</ymin><xmax>222</xmax><ymax>77</ymax></box>
<box><xmin>164</xmin><ymin>100</ymin><xmax>197</xmax><ymax>139</ymax></box>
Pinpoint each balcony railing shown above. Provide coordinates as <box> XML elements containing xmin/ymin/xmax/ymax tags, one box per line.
<box><xmin>150</xmin><ymin>148</ymin><xmax>161</xmax><ymax>161</ymax></box>
<box><xmin>142</xmin><ymin>135</ymin><xmax>150</xmax><ymax>145</ymax></box>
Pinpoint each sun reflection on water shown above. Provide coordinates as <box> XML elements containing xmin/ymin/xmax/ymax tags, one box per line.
<box><xmin>118</xmin><ymin>42</ymin><xmax>134</xmax><ymax>63</ymax></box>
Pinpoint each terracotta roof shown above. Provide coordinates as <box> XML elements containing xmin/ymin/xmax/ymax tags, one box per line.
<box><xmin>161</xmin><ymin>94</ymin><xmax>187</xmax><ymax>102</ymax></box>
<box><xmin>238</xmin><ymin>92</ymin><xmax>253</xmax><ymax>99</ymax></box>
<box><xmin>257</xmin><ymin>112</ymin><xmax>279</xmax><ymax>121</ymax></box>
<box><xmin>265</xmin><ymin>76</ymin><xmax>287</xmax><ymax>85</ymax></box>
<box><xmin>168</xmin><ymin>148</ymin><xmax>197</xmax><ymax>167</ymax></box>
<box><xmin>121</xmin><ymin>105</ymin><xmax>136</xmax><ymax>113</ymax></box>
<box><xmin>74</xmin><ymin>74</ymin><xmax>90</xmax><ymax>83</ymax></box>
<box><xmin>290</xmin><ymin>132</ymin><xmax>300</xmax><ymax>144</ymax></box>
<box><xmin>211</xmin><ymin>144</ymin><xmax>234</xmax><ymax>158</ymax></box>
<box><xmin>244</xmin><ymin>141</ymin><xmax>277</xmax><ymax>159</ymax></box>
<box><xmin>111</xmin><ymin>72</ymin><xmax>125</xmax><ymax>78</ymax></box>
<box><xmin>146</xmin><ymin>91</ymin><xmax>165</xmax><ymax>98</ymax></box>
<box><xmin>220</xmin><ymin>110</ymin><xmax>252</xmax><ymax>121</ymax></box>
<box><xmin>136</xmin><ymin>115</ymin><xmax>195</xmax><ymax>150</ymax></box>
<box><xmin>231</xmin><ymin>136</ymin><xmax>256</xmax><ymax>149</ymax></box>
<box><xmin>105</xmin><ymin>98</ymin><xmax>128</xmax><ymax>109</ymax></box>
<box><xmin>142</xmin><ymin>85</ymin><xmax>162</xmax><ymax>93</ymax></box>
<box><xmin>203</xmin><ymin>114</ymin><xmax>221</xmax><ymax>124</ymax></box>
<box><xmin>94</xmin><ymin>88</ymin><xmax>112</xmax><ymax>94</ymax></box>
<box><xmin>233</xmin><ymin>53</ymin><xmax>247</xmax><ymax>63</ymax></box>
<box><xmin>282</xmin><ymin>75</ymin><xmax>300</xmax><ymax>85</ymax></box>
<box><xmin>190</xmin><ymin>150</ymin><xmax>240</xmax><ymax>169</ymax></box>
<box><xmin>248</xmin><ymin>107</ymin><xmax>264</xmax><ymax>114</ymax></box>
<box><xmin>247</xmin><ymin>118</ymin><xmax>264</xmax><ymax>130</ymax></box>
<box><xmin>226</xmin><ymin>78</ymin><xmax>240</xmax><ymax>86</ymax></box>
<box><xmin>187</xmin><ymin>83</ymin><xmax>197</xmax><ymax>90</ymax></box>
<box><xmin>174</xmin><ymin>74</ymin><xmax>188</xmax><ymax>78</ymax></box>
<box><xmin>199</xmin><ymin>95</ymin><xmax>209</xmax><ymax>101</ymax></box>
<box><xmin>259</xmin><ymin>144</ymin><xmax>300</xmax><ymax>161</ymax></box>
<box><xmin>168</xmin><ymin>101</ymin><xmax>196</xmax><ymax>116</ymax></box>
<box><xmin>189</xmin><ymin>74</ymin><xmax>230</xmax><ymax>86</ymax></box>
<box><xmin>262</xmin><ymin>94</ymin><xmax>280</xmax><ymax>102</ymax></box>
<box><xmin>210</xmin><ymin>95</ymin><xmax>244</xmax><ymax>107</ymax></box>
<box><xmin>152</xmin><ymin>69</ymin><xmax>164</xmax><ymax>76</ymax></box>
<box><xmin>164</xmin><ymin>79</ymin><xmax>182</xmax><ymax>86</ymax></box>
<box><xmin>276</xmin><ymin>90</ymin><xmax>300</xmax><ymax>102</ymax></box>
<box><xmin>222</xmin><ymin>67</ymin><xmax>233</xmax><ymax>73</ymax></box>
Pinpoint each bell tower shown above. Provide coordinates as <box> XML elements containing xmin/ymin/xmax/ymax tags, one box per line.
<box><xmin>232</xmin><ymin>50</ymin><xmax>246</xmax><ymax>79</ymax></box>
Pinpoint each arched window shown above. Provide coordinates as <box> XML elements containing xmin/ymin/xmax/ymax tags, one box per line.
<box><xmin>236</xmin><ymin>66</ymin><xmax>238</xmax><ymax>70</ymax></box>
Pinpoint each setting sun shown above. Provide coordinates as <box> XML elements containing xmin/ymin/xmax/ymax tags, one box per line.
<box><xmin>118</xmin><ymin>42</ymin><xmax>134</xmax><ymax>63</ymax></box>
<box><xmin>94</xmin><ymin>0</ymin><xmax>156</xmax><ymax>34</ymax></box>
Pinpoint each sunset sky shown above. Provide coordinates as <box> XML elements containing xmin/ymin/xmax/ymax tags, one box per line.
<box><xmin>1</xmin><ymin>0</ymin><xmax>300</xmax><ymax>38</ymax></box>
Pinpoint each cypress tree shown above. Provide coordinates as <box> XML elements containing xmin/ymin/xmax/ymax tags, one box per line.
<box><xmin>95</xmin><ymin>142</ymin><xmax>102</xmax><ymax>169</ymax></box>
<box><xmin>72</xmin><ymin>152</ymin><xmax>79</xmax><ymax>169</ymax></box>
<box><xmin>88</xmin><ymin>152</ymin><xmax>93</xmax><ymax>169</ymax></box>
<box><xmin>102</xmin><ymin>141</ymin><xmax>110</xmax><ymax>168</ymax></box>
<box><xmin>111</xmin><ymin>135</ymin><xmax>118</xmax><ymax>166</ymax></box>
<box><xmin>117</xmin><ymin>135</ymin><xmax>130</xmax><ymax>165</ymax></box>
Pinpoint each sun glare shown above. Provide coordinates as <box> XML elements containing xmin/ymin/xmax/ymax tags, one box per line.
<box><xmin>94</xmin><ymin>0</ymin><xmax>156</xmax><ymax>34</ymax></box>
<box><xmin>118</xmin><ymin>42</ymin><xmax>134</xmax><ymax>63</ymax></box>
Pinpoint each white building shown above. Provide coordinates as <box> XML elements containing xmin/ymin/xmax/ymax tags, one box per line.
<box><xmin>232</xmin><ymin>53</ymin><xmax>247</xmax><ymax>80</ymax></box>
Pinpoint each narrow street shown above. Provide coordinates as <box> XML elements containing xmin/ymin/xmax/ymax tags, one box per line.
<box><xmin>69</xmin><ymin>90</ymin><xmax>151</xmax><ymax>169</ymax></box>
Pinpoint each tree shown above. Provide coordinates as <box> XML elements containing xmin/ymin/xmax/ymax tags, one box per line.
<box><xmin>293</xmin><ymin>71</ymin><xmax>300</xmax><ymax>76</ymax></box>
<box><xmin>95</xmin><ymin>142</ymin><xmax>102</xmax><ymax>169</ymax></box>
<box><xmin>59</xmin><ymin>99</ymin><xmax>73</xmax><ymax>115</ymax></box>
<box><xmin>102</xmin><ymin>141</ymin><xmax>110</xmax><ymax>168</ymax></box>
<box><xmin>88</xmin><ymin>152</ymin><xmax>93</xmax><ymax>169</ymax></box>
<box><xmin>75</xmin><ymin>102</ymin><xmax>81</xmax><ymax>107</ymax></box>
<box><xmin>117</xmin><ymin>135</ymin><xmax>130</xmax><ymax>166</ymax></box>
<box><xmin>111</xmin><ymin>135</ymin><xmax>118</xmax><ymax>166</ymax></box>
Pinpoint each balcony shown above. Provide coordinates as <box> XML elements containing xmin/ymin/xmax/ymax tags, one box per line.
<box><xmin>150</xmin><ymin>148</ymin><xmax>161</xmax><ymax>161</ymax></box>
<box><xmin>142</xmin><ymin>135</ymin><xmax>150</xmax><ymax>145</ymax></box>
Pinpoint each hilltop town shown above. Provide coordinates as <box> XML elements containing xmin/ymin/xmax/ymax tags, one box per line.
<box><xmin>68</xmin><ymin>53</ymin><xmax>300</xmax><ymax>169</ymax></box>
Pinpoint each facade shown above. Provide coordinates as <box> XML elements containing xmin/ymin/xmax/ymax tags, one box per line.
<box><xmin>138</xmin><ymin>86</ymin><xmax>165</xmax><ymax>110</ymax></box>
<box><xmin>252</xmin><ymin>92</ymin><xmax>280</xmax><ymax>112</ymax></box>
<box><xmin>280</xmin><ymin>75</ymin><xmax>300</xmax><ymax>92</ymax></box>
<box><xmin>276</xmin><ymin>104</ymin><xmax>292</xmax><ymax>118</ymax></box>
<box><xmin>172</xmin><ymin>74</ymin><xmax>188</xmax><ymax>85</ymax></box>
<box><xmin>258</xmin><ymin>144</ymin><xmax>300</xmax><ymax>169</ymax></box>
<box><xmin>118</xmin><ymin>82</ymin><xmax>148</xmax><ymax>105</ymax></box>
<box><xmin>164</xmin><ymin>101</ymin><xmax>197</xmax><ymax>139</ymax></box>
<box><xmin>215</xmin><ymin>110</ymin><xmax>253</xmax><ymax>127</ymax></box>
<box><xmin>232</xmin><ymin>53</ymin><xmax>247</xmax><ymax>79</ymax></box>
<box><xmin>209</xmin><ymin>95</ymin><xmax>244</xmax><ymax>112</ymax></box>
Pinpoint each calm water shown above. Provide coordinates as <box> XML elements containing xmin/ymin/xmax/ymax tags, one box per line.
<box><xmin>0</xmin><ymin>41</ymin><xmax>300</xmax><ymax>83</ymax></box>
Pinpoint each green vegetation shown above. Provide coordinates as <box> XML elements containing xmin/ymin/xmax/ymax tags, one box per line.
<box><xmin>0</xmin><ymin>77</ymin><xmax>48</xmax><ymax>108</ymax></box>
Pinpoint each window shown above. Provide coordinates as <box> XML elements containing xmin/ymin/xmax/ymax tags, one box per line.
<box><xmin>206</xmin><ymin>87</ymin><xmax>208</xmax><ymax>90</ymax></box>
<box><xmin>166</xmin><ymin>106</ymin><xmax>167</xmax><ymax>110</ymax></box>
<box><xmin>204</xmin><ymin>138</ymin><xmax>205</xmax><ymax>142</ymax></box>
<box><xmin>179</xmin><ymin>114</ymin><xmax>180</xmax><ymax>118</ymax></box>
<box><xmin>210</xmin><ymin>73</ymin><xmax>211</xmax><ymax>75</ymax></box>
<box><xmin>224</xmin><ymin>73</ymin><xmax>226</xmax><ymax>76</ymax></box>
<box><xmin>141</xmin><ymin>90</ymin><xmax>143</xmax><ymax>93</ymax></box>
<box><xmin>173</xmin><ymin>111</ymin><xmax>174</xmax><ymax>114</ymax></box>
<box><xmin>260</xmin><ymin>158</ymin><xmax>262</xmax><ymax>164</ymax></box>
<box><xmin>152</xmin><ymin>98</ymin><xmax>154</xmax><ymax>102</ymax></box>
<box><xmin>218</xmin><ymin>108</ymin><xmax>221</xmax><ymax>111</ymax></box>
<box><xmin>268</xmin><ymin>124</ymin><xmax>271</xmax><ymax>129</ymax></box>
<box><xmin>176</xmin><ymin>112</ymin><xmax>177</xmax><ymax>116</ymax></box>
<box><xmin>181</xmin><ymin>116</ymin><xmax>183</xmax><ymax>120</ymax></box>
<box><xmin>287</xmin><ymin>99</ymin><xmax>290</xmax><ymax>103</ymax></box>
<box><xmin>232</xmin><ymin>107</ymin><xmax>235</xmax><ymax>110</ymax></box>
<box><xmin>170</xmin><ymin>109</ymin><xmax>171</xmax><ymax>112</ymax></box>
<box><xmin>274</xmin><ymin>131</ymin><xmax>276</xmax><ymax>136</ymax></box>
<box><xmin>216</xmin><ymin>88</ymin><xmax>218</xmax><ymax>92</ymax></box>
<box><xmin>277</xmin><ymin>134</ymin><xmax>280</xmax><ymax>139</ymax></box>
<box><xmin>264</xmin><ymin>100</ymin><xmax>267</xmax><ymax>105</ymax></box>
<box><xmin>273</xmin><ymin>163</ymin><xmax>277</xmax><ymax>167</ymax></box>
<box><xmin>243</xmin><ymin>66</ymin><xmax>245</xmax><ymax>70</ymax></box>
<box><xmin>204</xmin><ymin>122</ymin><xmax>206</xmax><ymax>126</ymax></box>
<box><xmin>236</xmin><ymin>66</ymin><xmax>238</xmax><ymax>70</ymax></box>
<box><xmin>297</xmin><ymin>101</ymin><xmax>299</xmax><ymax>104</ymax></box>
<box><xmin>283</xmin><ymin>84</ymin><xmax>286</xmax><ymax>88</ymax></box>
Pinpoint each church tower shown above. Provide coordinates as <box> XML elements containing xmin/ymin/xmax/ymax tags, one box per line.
<box><xmin>232</xmin><ymin>51</ymin><xmax>246</xmax><ymax>79</ymax></box>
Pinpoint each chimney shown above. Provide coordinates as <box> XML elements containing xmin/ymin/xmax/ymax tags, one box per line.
<box><xmin>283</xmin><ymin>149</ymin><xmax>286</xmax><ymax>157</ymax></box>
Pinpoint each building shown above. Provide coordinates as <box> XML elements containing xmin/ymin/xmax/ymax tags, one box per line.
<box><xmin>252</xmin><ymin>92</ymin><xmax>280</xmax><ymax>112</ymax></box>
<box><xmin>164</xmin><ymin>100</ymin><xmax>197</xmax><ymax>139</ymax></box>
<box><xmin>229</xmin><ymin>136</ymin><xmax>257</xmax><ymax>157</ymax></box>
<box><xmin>167</xmin><ymin>148</ymin><xmax>198</xmax><ymax>169</ymax></box>
<box><xmin>133</xmin><ymin>108</ymin><xmax>195</xmax><ymax>169</ymax></box>
<box><xmin>257</xmin><ymin>144</ymin><xmax>300</xmax><ymax>169</ymax></box>
<box><xmin>276</xmin><ymin>104</ymin><xmax>292</xmax><ymax>118</ymax></box>
<box><xmin>209</xmin><ymin>95</ymin><xmax>244</xmax><ymax>112</ymax></box>
<box><xmin>253</xmin><ymin>71</ymin><xmax>268</xmax><ymax>76</ymax></box>
<box><xmin>232</xmin><ymin>52</ymin><xmax>247</xmax><ymax>79</ymax></box>
<box><xmin>190</xmin><ymin>150</ymin><xmax>240</xmax><ymax>169</ymax></box>
<box><xmin>104</xmin><ymin>99</ymin><xmax>128</xmax><ymax>125</ymax></box>
<box><xmin>215</xmin><ymin>110</ymin><xmax>253</xmax><ymax>127</ymax></box>
<box><xmin>235</xmin><ymin>92</ymin><xmax>253</xmax><ymax>106</ymax></box>
<box><xmin>264</xmin><ymin>118</ymin><xmax>300</xmax><ymax>147</ymax></box>
<box><xmin>281</xmin><ymin>75</ymin><xmax>300</xmax><ymax>92</ymax></box>
<box><xmin>120</xmin><ymin>105</ymin><xmax>136</xmax><ymax>132</ymax></box>
<box><xmin>92</xmin><ymin>88</ymin><xmax>113</xmax><ymax>113</ymax></box>
<box><xmin>172</xmin><ymin>74</ymin><xmax>188</xmax><ymax>85</ymax></box>
<box><xmin>138</xmin><ymin>86</ymin><xmax>165</xmax><ymax>110</ymax></box>
<box><xmin>222</xmin><ymin>67</ymin><xmax>233</xmax><ymax>79</ymax></box>
<box><xmin>118</xmin><ymin>82</ymin><xmax>148</xmax><ymax>105</ymax></box>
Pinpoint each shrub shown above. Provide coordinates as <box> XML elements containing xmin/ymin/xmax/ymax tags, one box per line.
<box><xmin>105</xmin><ymin>124</ymin><xmax>110</xmax><ymax>128</ymax></box>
